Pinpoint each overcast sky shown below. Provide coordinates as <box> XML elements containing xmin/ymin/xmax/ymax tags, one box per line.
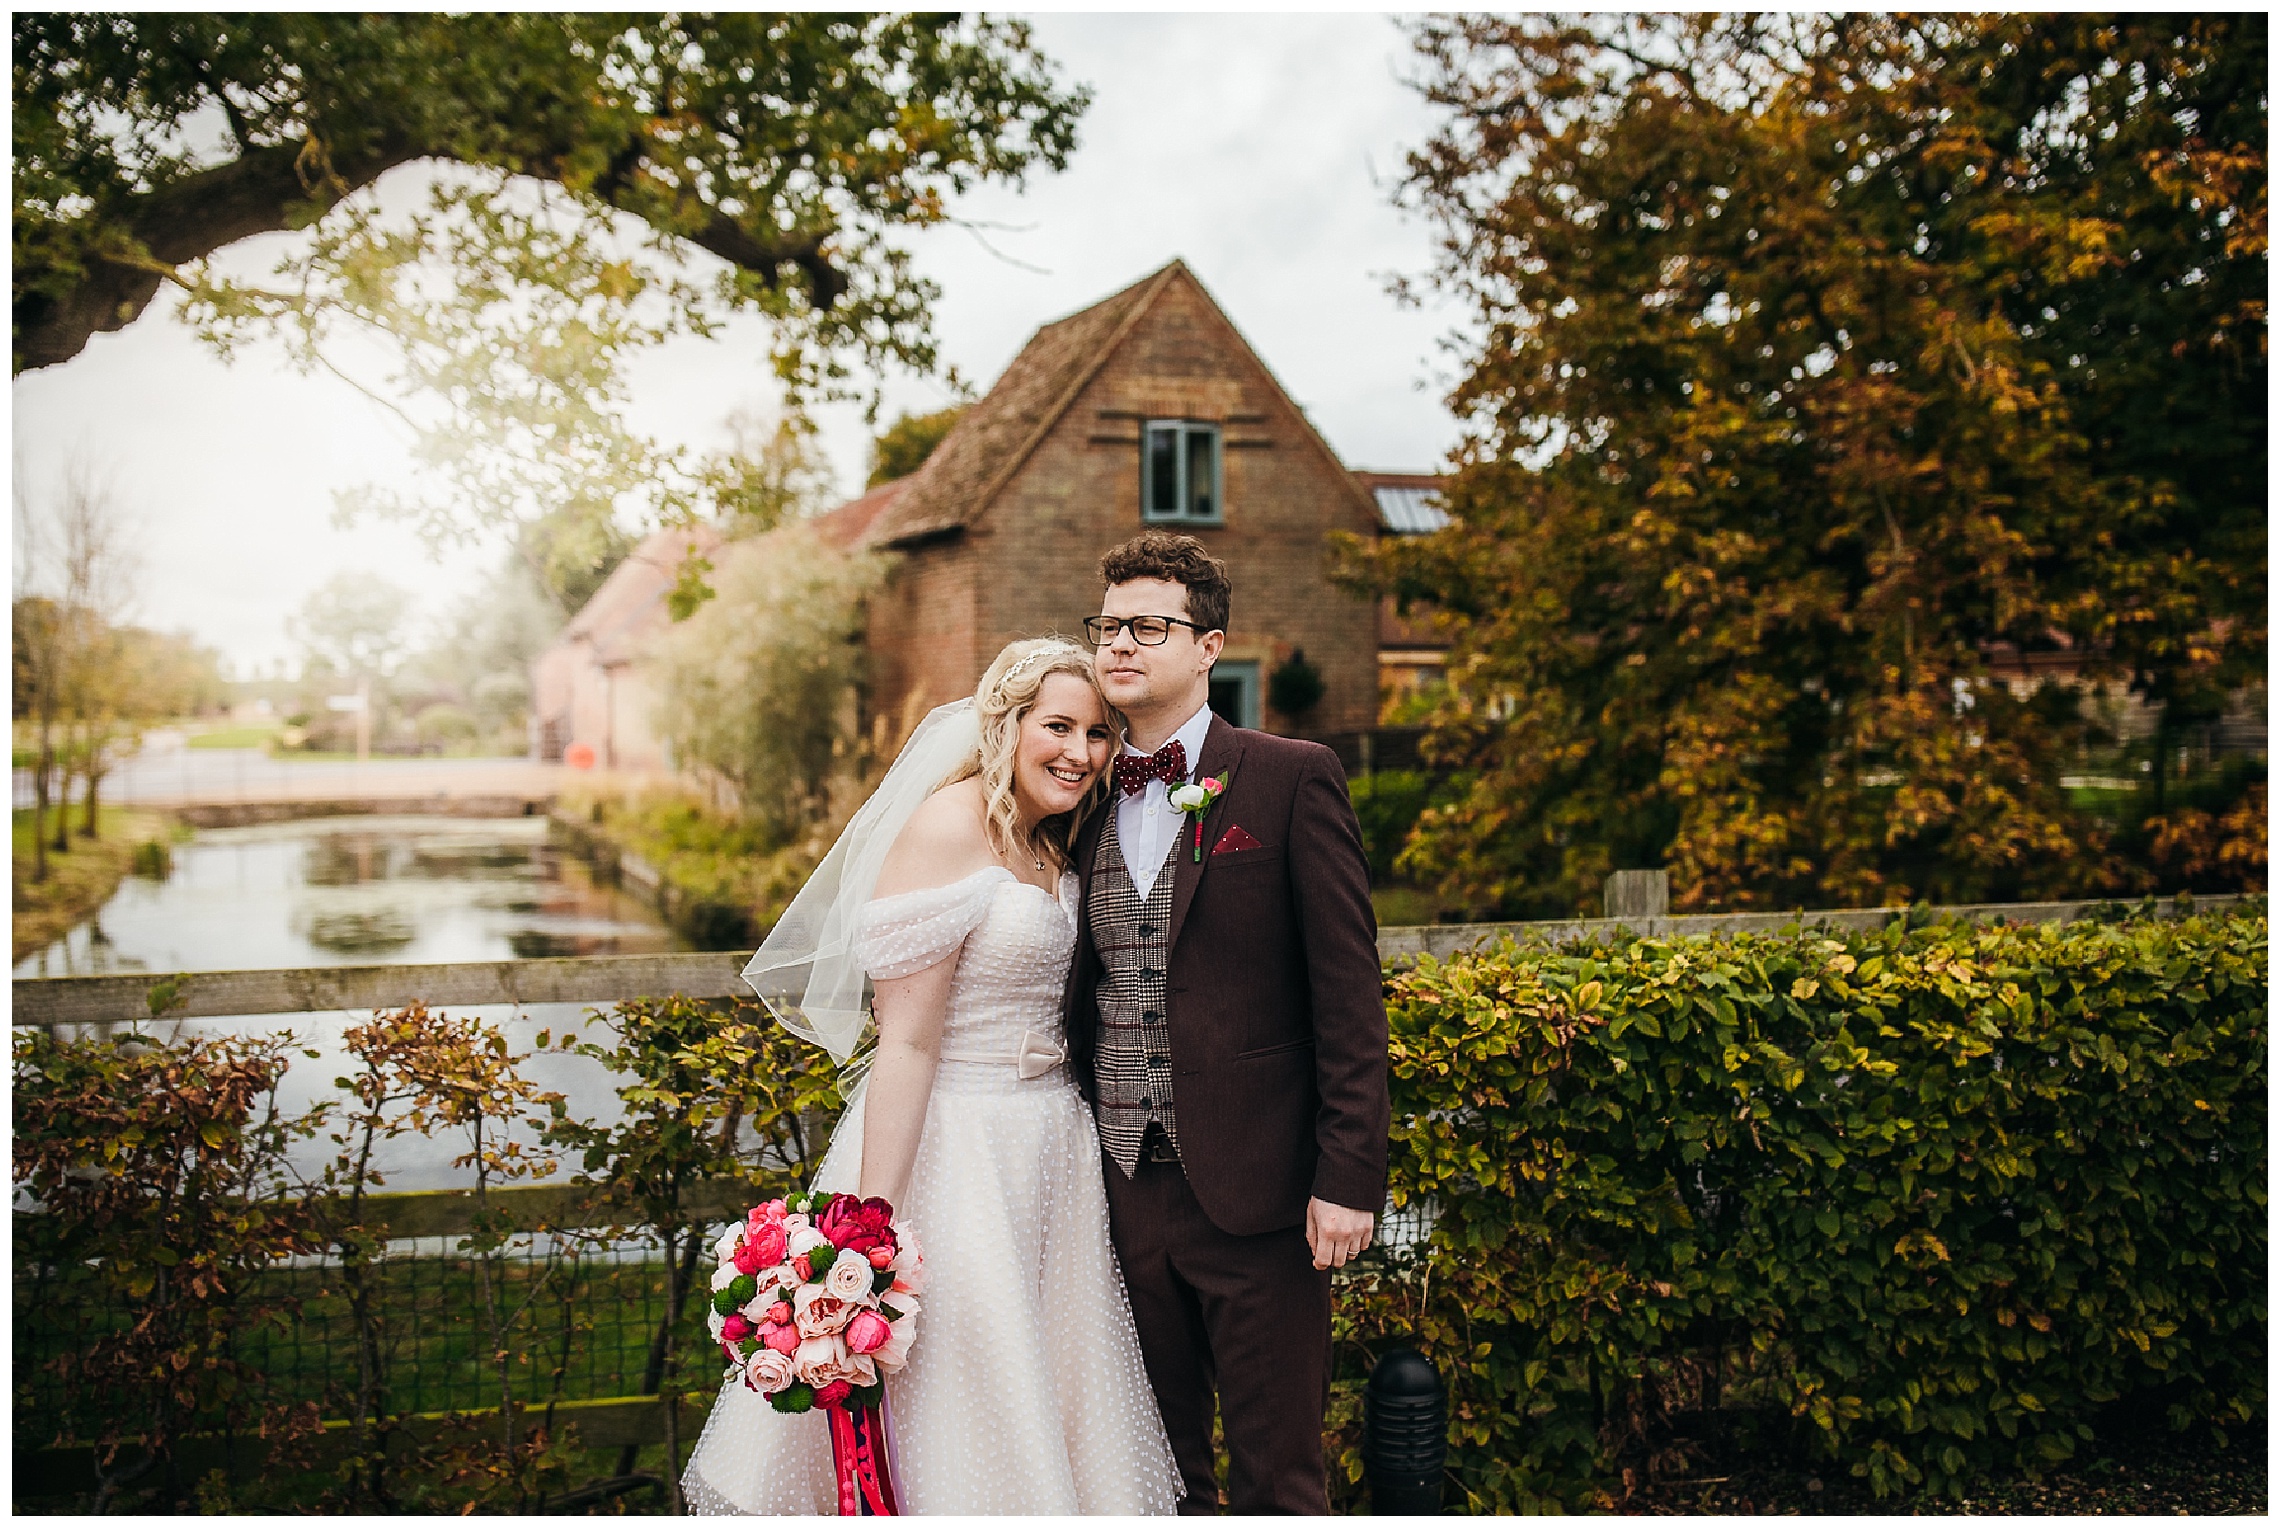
<box><xmin>10</xmin><ymin>14</ymin><xmax>1471</xmax><ymax>676</ymax></box>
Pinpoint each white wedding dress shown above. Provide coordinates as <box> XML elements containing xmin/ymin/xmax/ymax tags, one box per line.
<box><xmin>683</xmin><ymin>866</ymin><xmax>1182</xmax><ymax>1515</ymax></box>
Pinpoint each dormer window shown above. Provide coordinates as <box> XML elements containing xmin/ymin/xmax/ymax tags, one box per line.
<box><xmin>1142</xmin><ymin>421</ymin><xmax>1222</xmax><ymax>525</ymax></box>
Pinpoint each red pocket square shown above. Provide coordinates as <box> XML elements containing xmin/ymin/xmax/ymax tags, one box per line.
<box><xmin>1210</xmin><ymin>824</ymin><xmax>1264</xmax><ymax>855</ymax></box>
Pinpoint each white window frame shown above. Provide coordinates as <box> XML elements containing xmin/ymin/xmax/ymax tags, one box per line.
<box><xmin>1141</xmin><ymin>420</ymin><xmax>1224</xmax><ymax>525</ymax></box>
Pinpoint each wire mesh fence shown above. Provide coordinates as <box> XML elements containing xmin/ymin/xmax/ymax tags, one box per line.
<box><xmin>13</xmin><ymin>1227</ymin><xmax>741</xmax><ymax>1448</ymax></box>
<box><xmin>18</xmin><ymin>1191</ymin><xmax>1436</xmax><ymax>1448</ymax></box>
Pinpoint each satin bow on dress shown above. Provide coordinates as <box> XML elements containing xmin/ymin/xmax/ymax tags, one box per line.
<box><xmin>1016</xmin><ymin>1027</ymin><xmax>1068</xmax><ymax>1080</ymax></box>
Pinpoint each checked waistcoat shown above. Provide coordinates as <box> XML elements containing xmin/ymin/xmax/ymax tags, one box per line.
<box><xmin>1088</xmin><ymin>811</ymin><xmax>1183</xmax><ymax>1176</ymax></box>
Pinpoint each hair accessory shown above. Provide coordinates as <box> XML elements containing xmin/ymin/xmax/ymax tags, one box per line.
<box><xmin>993</xmin><ymin>646</ymin><xmax>1057</xmax><ymax>695</ymax></box>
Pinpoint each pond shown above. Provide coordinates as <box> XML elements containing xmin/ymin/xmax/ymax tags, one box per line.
<box><xmin>15</xmin><ymin>814</ymin><xmax>681</xmax><ymax>978</ymax></box>
<box><xmin>15</xmin><ymin>816</ymin><xmax>737</xmax><ymax>1194</ymax></box>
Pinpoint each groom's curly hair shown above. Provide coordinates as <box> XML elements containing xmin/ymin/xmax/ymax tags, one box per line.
<box><xmin>1099</xmin><ymin>531</ymin><xmax>1231</xmax><ymax>635</ymax></box>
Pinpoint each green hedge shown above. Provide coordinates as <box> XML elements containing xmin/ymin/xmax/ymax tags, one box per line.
<box><xmin>1337</xmin><ymin>906</ymin><xmax>2266</xmax><ymax>1508</ymax></box>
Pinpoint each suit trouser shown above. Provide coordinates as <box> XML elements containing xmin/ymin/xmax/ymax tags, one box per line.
<box><xmin>1101</xmin><ymin>1152</ymin><xmax>1332</xmax><ymax>1515</ymax></box>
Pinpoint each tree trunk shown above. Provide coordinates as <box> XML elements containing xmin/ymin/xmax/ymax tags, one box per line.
<box><xmin>51</xmin><ymin>736</ymin><xmax>72</xmax><ymax>855</ymax></box>
<box><xmin>82</xmin><ymin>751</ymin><xmax>103</xmax><ymax>840</ymax></box>
<box><xmin>30</xmin><ymin>729</ymin><xmax>52</xmax><ymax>885</ymax></box>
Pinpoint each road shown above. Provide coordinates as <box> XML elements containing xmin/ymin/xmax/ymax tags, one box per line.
<box><xmin>13</xmin><ymin>731</ymin><xmax>569</xmax><ymax>809</ymax></box>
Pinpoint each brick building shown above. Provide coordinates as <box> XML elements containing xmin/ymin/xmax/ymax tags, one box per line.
<box><xmin>535</xmin><ymin>260</ymin><xmax>1454</xmax><ymax>770</ymax></box>
<box><xmin>844</xmin><ymin>258</ymin><xmax>1429</xmax><ymax>738</ymax></box>
<box><xmin>530</xmin><ymin>524</ymin><xmax>721</xmax><ymax>772</ymax></box>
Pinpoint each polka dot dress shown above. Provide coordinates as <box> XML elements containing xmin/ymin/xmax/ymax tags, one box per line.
<box><xmin>683</xmin><ymin>868</ymin><xmax>1182</xmax><ymax>1515</ymax></box>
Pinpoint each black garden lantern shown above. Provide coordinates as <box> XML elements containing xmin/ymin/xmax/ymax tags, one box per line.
<box><xmin>1363</xmin><ymin>1346</ymin><xmax>1445</xmax><ymax>1514</ymax></box>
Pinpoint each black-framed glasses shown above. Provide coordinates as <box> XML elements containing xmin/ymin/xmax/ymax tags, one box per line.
<box><xmin>1082</xmin><ymin>614</ymin><xmax>1207</xmax><ymax>647</ymax></box>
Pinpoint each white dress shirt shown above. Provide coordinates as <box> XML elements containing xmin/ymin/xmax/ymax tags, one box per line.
<box><xmin>1115</xmin><ymin>700</ymin><xmax>1216</xmax><ymax>900</ymax></box>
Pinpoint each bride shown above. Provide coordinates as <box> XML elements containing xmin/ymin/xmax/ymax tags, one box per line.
<box><xmin>683</xmin><ymin>638</ymin><xmax>1183</xmax><ymax>1515</ymax></box>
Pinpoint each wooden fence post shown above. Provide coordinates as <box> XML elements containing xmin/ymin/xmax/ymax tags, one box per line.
<box><xmin>1603</xmin><ymin>869</ymin><xmax>1670</xmax><ymax>922</ymax></box>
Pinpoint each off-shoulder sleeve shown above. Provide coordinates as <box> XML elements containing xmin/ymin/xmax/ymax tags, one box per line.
<box><xmin>854</xmin><ymin>869</ymin><xmax>1006</xmax><ymax>980</ymax></box>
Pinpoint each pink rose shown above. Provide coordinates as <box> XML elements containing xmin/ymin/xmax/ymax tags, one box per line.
<box><xmin>765</xmin><ymin>1299</ymin><xmax>793</xmax><ymax>1326</ymax></box>
<box><xmin>752</xmin><ymin>1198</ymin><xmax>789</xmax><ymax>1226</ymax></box>
<box><xmin>812</xmin><ymin>1379</ymin><xmax>853</xmax><ymax>1410</ymax></box>
<box><xmin>793</xmin><ymin>1281</ymin><xmax>854</xmax><ymax>1337</ymax></box>
<box><xmin>866</xmin><ymin>1244</ymin><xmax>895</xmax><ymax>1269</ymax></box>
<box><xmin>748</xmin><ymin>1346</ymin><xmax>796</xmax><ymax>1394</ymax></box>
<box><xmin>719</xmin><ymin>1313</ymin><xmax>753</xmax><ymax>1343</ymax></box>
<box><xmin>762</xmin><ymin>1322</ymin><xmax>800</xmax><ymax>1355</ymax></box>
<box><xmin>844</xmin><ymin>1309</ymin><xmax>892</xmax><ymax>1355</ymax></box>
<box><xmin>825</xmin><ymin>1254</ymin><xmax>873</xmax><ymax>1301</ymax></box>
<box><xmin>747</xmin><ymin>1231</ymin><xmax>793</xmax><ymax>1277</ymax></box>
<box><xmin>731</xmin><ymin>1238</ymin><xmax>767</xmax><ymax>1276</ymax></box>
<box><xmin>872</xmin><ymin>1302</ymin><xmax>920</xmax><ymax>1373</ymax></box>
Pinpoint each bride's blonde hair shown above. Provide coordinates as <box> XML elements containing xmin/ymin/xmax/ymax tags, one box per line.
<box><xmin>947</xmin><ymin>638</ymin><xmax>1122</xmax><ymax>871</ymax></box>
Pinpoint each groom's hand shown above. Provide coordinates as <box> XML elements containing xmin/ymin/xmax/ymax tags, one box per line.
<box><xmin>1306</xmin><ymin>1197</ymin><xmax>1374</xmax><ymax>1270</ymax></box>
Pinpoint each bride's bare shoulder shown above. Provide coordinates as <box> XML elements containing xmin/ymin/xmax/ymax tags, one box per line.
<box><xmin>873</xmin><ymin>779</ymin><xmax>994</xmax><ymax>898</ymax></box>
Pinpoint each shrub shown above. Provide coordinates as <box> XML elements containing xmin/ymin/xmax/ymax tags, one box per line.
<box><xmin>13</xmin><ymin>1030</ymin><xmax>323</xmax><ymax>1512</ymax></box>
<box><xmin>645</xmin><ymin>523</ymin><xmax>887</xmax><ymax>841</ymax></box>
<box><xmin>1269</xmin><ymin>647</ymin><xmax>1327</xmax><ymax>721</ymax></box>
<box><xmin>1343</xmin><ymin>906</ymin><xmax>2267</xmax><ymax>1508</ymax></box>
<box><xmin>1348</xmin><ymin>769</ymin><xmax>1437</xmax><ymax>883</ymax></box>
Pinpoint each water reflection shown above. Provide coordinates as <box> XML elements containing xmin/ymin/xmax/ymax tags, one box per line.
<box><xmin>14</xmin><ymin>815</ymin><xmax>683</xmax><ymax>977</ymax></box>
<box><xmin>18</xmin><ymin>816</ymin><xmax>702</xmax><ymax>1192</ymax></box>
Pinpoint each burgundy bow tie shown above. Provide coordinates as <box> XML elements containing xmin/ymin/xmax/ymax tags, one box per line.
<box><xmin>1115</xmin><ymin>739</ymin><xmax>1187</xmax><ymax>796</ymax></box>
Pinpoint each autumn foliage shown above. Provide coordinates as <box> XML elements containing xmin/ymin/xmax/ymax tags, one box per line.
<box><xmin>1357</xmin><ymin>15</ymin><xmax>2266</xmax><ymax>918</ymax></box>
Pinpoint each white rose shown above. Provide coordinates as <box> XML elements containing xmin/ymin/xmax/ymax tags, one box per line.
<box><xmin>1168</xmin><ymin>782</ymin><xmax>1208</xmax><ymax>810</ymax></box>
<box><xmin>787</xmin><ymin>1226</ymin><xmax>831</xmax><ymax>1260</ymax></box>
<box><xmin>794</xmin><ymin>1331</ymin><xmax>849</xmax><ymax>1385</ymax></box>
<box><xmin>793</xmin><ymin>1280</ymin><xmax>855</xmax><ymax>1337</ymax></box>
<box><xmin>825</xmin><ymin>1254</ymin><xmax>874</xmax><ymax>1301</ymax></box>
<box><xmin>714</xmin><ymin>1225</ymin><xmax>743</xmax><ymax>1261</ymax></box>
<box><xmin>748</xmin><ymin>1346</ymin><xmax>797</xmax><ymax>1395</ymax></box>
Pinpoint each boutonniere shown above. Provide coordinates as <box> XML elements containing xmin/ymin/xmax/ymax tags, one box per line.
<box><xmin>1169</xmin><ymin>773</ymin><xmax>1229</xmax><ymax>861</ymax></box>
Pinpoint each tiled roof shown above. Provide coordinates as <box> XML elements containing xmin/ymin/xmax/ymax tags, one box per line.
<box><xmin>808</xmin><ymin>478</ymin><xmax>909</xmax><ymax>550</ymax></box>
<box><xmin>559</xmin><ymin>523</ymin><xmax>723</xmax><ymax>666</ymax></box>
<box><xmin>863</xmin><ymin>263</ymin><xmax>1186</xmax><ymax>547</ymax></box>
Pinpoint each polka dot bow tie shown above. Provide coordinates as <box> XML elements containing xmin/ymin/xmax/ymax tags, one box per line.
<box><xmin>1115</xmin><ymin>740</ymin><xmax>1187</xmax><ymax>796</ymax></box>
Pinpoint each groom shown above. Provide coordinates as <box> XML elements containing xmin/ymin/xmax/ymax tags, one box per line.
<box><xmin>1064</xmin><ymin>530</ymin><xmax>1390</xmax><ymax>1514</ymax></box>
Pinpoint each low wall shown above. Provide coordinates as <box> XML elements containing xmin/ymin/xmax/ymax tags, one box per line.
<box><xmin>173</xmin><ymin>794</ymin><xmax>551</xmax><ymax>828</ymax></box>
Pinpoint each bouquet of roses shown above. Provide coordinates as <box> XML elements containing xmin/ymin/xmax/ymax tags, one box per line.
<box><xmin>710</xmin><ymin>1190</ymin><xmax>924</xmax><ymax>1415</ymax></box>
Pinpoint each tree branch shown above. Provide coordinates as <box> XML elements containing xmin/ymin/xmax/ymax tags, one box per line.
<box><xmin>14</xmin><ymin>137</ymin><xmax>420</xmax><ymax>373</ymax></box>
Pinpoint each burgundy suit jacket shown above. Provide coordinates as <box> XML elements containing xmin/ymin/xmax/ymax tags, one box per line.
<box><xmin>1063</xmin><ymin>715</ymin><xmax>1391</xmax><ymax>1237</ymax></box>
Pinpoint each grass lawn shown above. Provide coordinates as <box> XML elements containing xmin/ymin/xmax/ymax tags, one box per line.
<box><xmin>11</xmin><ymin>805</ymin><xmax>178</xmax><ymax>962</ymax></box>
<box><xmin>15</xmin><ymin>1254</ymin><xmax>710</xmax><ymax>1514</ymax></box>
<box><xmin>186</xmin><ymin>722</ymin><xmax>284</xmax><ymax>749</ymax></box>
<box><xmin>1371</xmin><ymin>885</ymin><xmax>1449</xmax><ymax>927</ymax></box>
<box><xmin>18</xmin><ymin>1256</ymin><xmax>682</xmax><ymax>1429</ymax></box>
